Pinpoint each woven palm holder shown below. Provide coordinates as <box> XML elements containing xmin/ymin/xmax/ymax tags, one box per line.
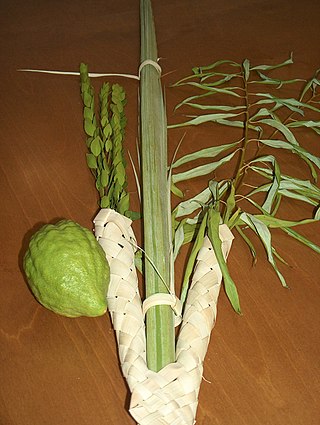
<box><xmin>94</xmin><ymin>209</ymin><xmax>234</xmax><ymax>425</ymax></box>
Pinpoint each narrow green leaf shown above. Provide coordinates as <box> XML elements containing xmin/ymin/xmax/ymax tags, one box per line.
<box><xmin>172</xmin><ymin>140</ymin><xmax>240</xmax><ymax>169</ymax></box>
<box><xmin>250</xmin><ymin>53</ymin><xmax>293</xmax><ymax>71</ymax></box>
<box><xmin>262</xmin><ymin>159</ymin><xmax>281</xmax><ymax>213</ymax></box>
<box><xmin>223</xmin><ymin>182</ymin><xmax>236</xmax><ymax>224</ymax></box>
<box><xmin>227</xmin><ymin>208</ymin><xmax>242</xmax><ymax>229</ymax></box>
<box><xmin>173</xmin><ymin>81</ymin><xmax>242</xmax><ymax>97</ymax></box>
<box><xmin>173</xmin><ymin>91</ymin><xmax>214</xmax><ymax>111</ymax></box>
<box><xmin>180</xmin><ymin>212</ymin><xmax>208</xmax><ymax>306</ymax></box>
<box><xmin>172</xmin><ymin>150</ymin><xmax>238</xmax><ymax>184</ymax></box>
<box><xmin>258</xmin><ymin>139</ymin><xmax>320</xmax><ymax>169</ymax></box>
<box><xmin>243</xmin><ymin>59</ymin><xmax>250</xmax><ymax>81</ymax></box>
<box><xmin>236</xmin><ymin>225</ymin><xmax>257</xmax><ymax>263</ymax></box>
<box><xmin>240</xmin><ymin>212</ymin><xmax>288</xmax><ymax>287</ymax></box>
<box><xmin>253</xmin><ymin>215</ymin><xmax>318</xmax><ymax>228</ymax></box>
<box><xmin>287</xmin><ymin>120</ymin><xmax>320</xmax><ymax>129</ymax></box>
<box><xmin>182</xmin><ymin>222</ymin><xmax>198</xmax><ymax>244</ymax></box>
<box><xmin>169</xmin><ymin>112</ymin><xmax>242</xmax><ymax>129</ymax></box>
<box><xmin>257</xmin><ymin>118</ymin><xmax>299</xmax><ymax>145</ymax></box>
<box><xmin>192</xmin><ymin>59</ymin><xmax>240</xmax><ymax>74</ymax></box>
<box><xmin>282</xmin><ymin>227</ymin><xmax>320</xmax><ymax>254</ymax></box>
<box><xmin>181</xmin><ymin>102</ymin><xmax>245</xmax><ymax>112</ymax></box>
<box><xmin>173</xmin><ymin>220</ymin><xmax>185</xmax><ymax>260</ymax></box>
<box><xmin>207</xmin><ymin>208</ymin><xmax>241</xmax><ymax>313</ymax></box>
<box><xmin>300</xmin><ymin>71</ymin><xmax>320</xmax><ymax>100</ymax></box>
<box><xmin>174</xmin><ymin>187</ymin><xmax>212</xmax><ymax>218</ymax></box>
<box><xmin>171</xmin><ymin>181</ymin><xmax>184</xmax><ymax>198</ymax></box>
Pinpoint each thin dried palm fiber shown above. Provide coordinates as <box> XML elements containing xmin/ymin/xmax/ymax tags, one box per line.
<box><xmin>94</xmin><ymin>209</ymin><xmax>233</xmax><ymax>425</ymax></box>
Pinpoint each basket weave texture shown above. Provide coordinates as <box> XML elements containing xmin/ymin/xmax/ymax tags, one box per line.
<box><xmin>94</xmin><ymin>209</ymin><xmax>233</xmax><ymax>425</ymax></box>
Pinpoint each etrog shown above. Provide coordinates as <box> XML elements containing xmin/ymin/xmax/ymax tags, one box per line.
<box><xmin>23</xmin><ymin>220</ymin><xmax>110</xmax><ymax>317</ymax></box>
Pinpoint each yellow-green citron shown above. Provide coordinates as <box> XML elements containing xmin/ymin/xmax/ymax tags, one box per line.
<box><xmin>23</xmin><ymin>220</ymin><xmax>110</xmax><ymax>318</ymax></box>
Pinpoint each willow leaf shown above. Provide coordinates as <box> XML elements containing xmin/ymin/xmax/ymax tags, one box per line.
<box><xmin>250</xmin><ymin>53</ymin><xmax>293</xmax><ymax>71</ymax></box>
<box><xmin>192</xmin><ymin>59</ymin><xmax>240</xmax><ymax>74</ymax></box>
<box><xmin>172</xmin><ymin>150</ymin><xmax>238</xmax><ymax>183</ymax></box>
<box><xmin>172</xmin><ymin>140</ymin><xmax>240</xmax><ymax>168</ymax></box>
<box><xmin>180</xmin><ymin>213</ymin><xmax>208</xmax><ymax>306</ymax></box>
<box><xmin>197</xmin><ymin>75</ymin><xmax>237</xmax><ymax>87</ymax></box>
<box><xmin>173</xmin><ymin>81</ymin><xmax>242</xmax><ymax>97</ymax></box>
<box><xmin>240</xmin><ymin>212</ymin><xmax>288</xmax><ymax>287</ymax></box>
<box><xmin>173</xmin><ymin>220</ymin><xmax>186</xmax><ymax>260</ymax></box>
<box><xmin>248</xmin><ymin>183</ymin><xmax>318</xmax><ymax>207</ymax></box>
<box><xmin>282</xmin><ymin>227</ymin><xmax>320</xmax><ymax>254</ymax></box>
<box><xmin>287</xmin><ymin>120</ymin><xmax>320</xmax><ymax>129</ymax></box>
<box><xmin>253</xmin><ymin>215</ymin><xmax>318</xmax><ymax>228</ymax></box>
<box><xmin>182</xmin><ymin>221</ymin><xmax>198</xmax><ymax>244</ymax></box>
<box><xmin>262</xmin><ymin>159</ymin><xmax>281</xmax><ymax>213</ymax></box>
<box><xmin>254</xmin><ymin>96</ymin><xmax>304</xmax><ymax>115</ymax></box>
<box><xmin>223</xmin><ymin>182</ymin><xmax>236</xmax><ymax>224</ymax></box>
<box><xmin>207</xmin><ymin>209</ymin><xmax>241</xmax><ymax>313</ymax></box>
<box><xmin>171</xmin><ymin>181</ymin><xmax>184</xmax><ymax>198</ymax></box>
<box><xmin>249</xmin><ymin>154</ymin><xmax>277</xmax><ymax>169</ymax></box>
<box><xmin>246</xmin><ymin>169</ymin><xmax>319</xmax><ymax>206</ymax></box>
<box><xmin>249</xmin><ymin>107</ymin><xmax>277</xmax><ymax>121</ymax></box>
<box><xmin>251</xmin><ymin>72</ymin><xmax>303</xmax><ymax>87</ymax></box>
<box><xmin>181</xmin><ymin>103</ymin><xmax>245</xmax><ymax>112</ymax></box>
<box><xmin>200</xmin><ymin>73</ymin><xmax>239</xmax><ymax>84</ymax></box>
<box><xmin>227</xmin><ymin>208</ymin><xmax>242</xmax><ymax>229</ymax></box>
<box><xmin>169</xmin><ymin>112</ymin><xmax>242</xmax><ymax>129</ymax></box>
<box><xmin>300</xmin><ymin>71</ymin><xmax>320</xmax><ymax>100</ymax></box>
<box><xmin>251</xmin><ymin>166</ymin><xmax>320</xmax><ymax>197</ymax></box>
<box><xmin>174</xmin><ymin>91</ymin><xmax>214</xmax><ymax>110</ymax></box>
<box><xmin>236</xmin><ymin>225</ymin><xmax>257</xmax><ymax>263</ymax></box>
<box><xmin>216</xmin><ymin>118</ymin><xmax>262</xmax><ymax>132</ymax></box>
<box><xmin>279</xmin><ymin>189</ymin><xmax>319</xmax><ymax>206</ymax></box>
<box><xmin>256</xmin><ymin>93</ymin><xmax>320</xmax><ymax>113</ymax></box>
<box><xmin>174</xmin><ymin>187</ymin><xmax>212</xmax><ymax>218</ymax></box>
<box><xmin>243</xmin><ymin>59</ymin><xmax>250</xmax><ymax>81</ymax></box>
<box><xmin>258</xmin><ymin>139</ymin><xmax>320</xmax><ymax>169</ymax></box>
<box><xmin>256</xmin><ymin>118</ymin><xmax>299</xmax><ymax>145</ymax></box>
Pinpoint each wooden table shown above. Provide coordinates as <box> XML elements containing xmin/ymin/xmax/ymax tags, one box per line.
<box><xmin>1</xmin><ymin>1</ymin><xmax>319</xmax><ymax>424</ymax></box>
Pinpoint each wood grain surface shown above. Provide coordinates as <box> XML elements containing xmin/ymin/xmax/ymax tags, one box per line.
<box><xmin>1</xmin><ymin>1</ymin><xmax>319</xmax><ymax>424</ymax></box>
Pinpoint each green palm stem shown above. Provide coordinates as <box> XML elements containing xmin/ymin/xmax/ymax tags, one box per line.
<box><xmin>140</xmin><ymin>0</ymin><xmax>175</xmax><ymax>371</ymax></box>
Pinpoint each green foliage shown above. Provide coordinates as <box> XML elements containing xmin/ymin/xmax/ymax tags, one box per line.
<box><xmin>170</xmin><ymin>56</ymin><xmax>320</xmax><ymax>312</ymax></box>
<box><xmin>80</xmin><ymin>63</ymin><xmax>136</xmax><ymax>218</ymax></box>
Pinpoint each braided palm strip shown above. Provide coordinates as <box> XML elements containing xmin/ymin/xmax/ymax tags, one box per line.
<box><xmin>94</xmin><ymin>209</ymin><xmax>147</xmax><ymax>391</ymax></box>
<box><xmin>94</xmin><ymin>209</ymin><xmax>233</xmax><ymax>424</ymax></box>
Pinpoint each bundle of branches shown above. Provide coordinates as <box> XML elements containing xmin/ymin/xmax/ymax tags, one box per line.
<box><xmin>22</xmin><ymin>0</ymin><xmax>319</xmax><ymax>424</ymax></box>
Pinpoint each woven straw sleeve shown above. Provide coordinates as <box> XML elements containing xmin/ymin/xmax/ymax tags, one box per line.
<box><xmin>94</xmin><ymin>209</ymin><xmax>148</xmax><ymax>391</ymax></box>
<box><xmin>94</xmin><ymin>209</ymin><xmax>233</xmax><ymax>425</ymax></box>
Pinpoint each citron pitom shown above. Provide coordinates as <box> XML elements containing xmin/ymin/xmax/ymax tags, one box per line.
<box><xmin>24</xmin><ymin>220</ymin><xmax>110</xmax><ymax>317</ymax></box>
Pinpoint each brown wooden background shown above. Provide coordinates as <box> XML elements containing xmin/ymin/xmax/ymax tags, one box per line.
<box><xmin>1</xmin><ymin>1</ymin><xmax>319</xmax><ymax>424</ymax></box>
